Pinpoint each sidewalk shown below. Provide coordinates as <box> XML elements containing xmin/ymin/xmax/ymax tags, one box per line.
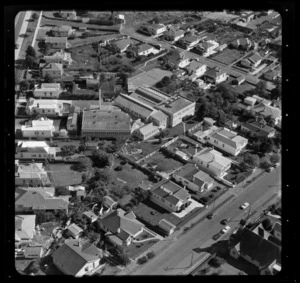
<box><xmin>117</xmin><ymin>168</ymin><xmax>266</xmax><ymax>275</ymax></box>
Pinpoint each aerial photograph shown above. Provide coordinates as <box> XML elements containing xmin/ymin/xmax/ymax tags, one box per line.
<box><xmin>14</xmin><ymin>10</ymin><xmax>282</xmax><ymax>276</ymax></box>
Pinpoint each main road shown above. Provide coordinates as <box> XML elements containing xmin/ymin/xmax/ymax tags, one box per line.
<box><xmin>129</xmin><ymin>166</ymin><xmax>281</xmax><ymax>275</ymax></box>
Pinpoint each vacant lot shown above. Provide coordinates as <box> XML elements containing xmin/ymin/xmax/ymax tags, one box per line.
<box><xmin>211</xmin><ymin>49</ymin><xmax>243</xmax><ymax>65</ymax></box>
<box><xmin>46</xmin><ymin>163</ymin><xmax>83</xmax><ymax>187</ymax></box>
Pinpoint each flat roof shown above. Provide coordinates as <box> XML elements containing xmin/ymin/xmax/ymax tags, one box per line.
<box><xmin>82</xmin><ymin>109</ymin><xmax>131</xmax><ymax>131</ymax></box>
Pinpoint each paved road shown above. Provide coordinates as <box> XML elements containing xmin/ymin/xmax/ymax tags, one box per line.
<box><xmin>129</xmin><ymin>166</ymin><xmax>281</xmax><ymax>275</ymax></box>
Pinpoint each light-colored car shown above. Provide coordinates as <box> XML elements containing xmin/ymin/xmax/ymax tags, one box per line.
<box><xmin>221</xmin><ymin>225</ymin><xmax>231</xmax><ymax>234</ymax></box>
<box><xmin>240</xmin><ymin>202</ymin><xmax>250</xmax><ymax>210</ymax></box>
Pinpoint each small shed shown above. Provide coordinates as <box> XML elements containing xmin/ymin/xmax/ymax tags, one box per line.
<box><xmin>66</xmin><ymin>223</ymin><xmax>83</xmax><ymax>239</ymax></box>
<box><xmin>68</xmin><ymin>185</ymin><xmax>86</xmax><ymax>200</ymax></box>
<box><xmin>159</xmin><ymin>219</ymin><xmax>176</xmax><ymax>235</ymax></box>
<box><xmin>138</xmin><ymin>182</ymin><xmax>152</xmax><ymax>191</ymax></box>
<box><xmin>83</xmin><ymin>211</ymin><xmax>98</xmax><ymax>223</ymax></box>
<box><xmin>103</xmin><ymin>196</ymin><xmax>117</xmax><ymax>210</ymax></box>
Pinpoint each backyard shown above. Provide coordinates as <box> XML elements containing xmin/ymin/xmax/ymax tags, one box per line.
<box><xmin>68</xmin><ymin>44</ymin><xmax>98</xmax><ymax>71</ymax></box>
<box><xmin>211</xmin><ymin>49</ymin><xmax>244</xmax><ymax>65</ymax></box>
<box><xmin>46</xmin><ymin>163</ymin><xmax>83</xmax><ymax>187</ymax></box>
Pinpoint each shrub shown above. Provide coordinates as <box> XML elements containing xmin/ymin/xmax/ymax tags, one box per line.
<box><xmin>208</xmin><ymin>256</ymin><xmax>226</xmax><ymax>268</ymax></box>
<box><xmin>137</xmin><ymin>256</ymin><xmax>148</xmax><ymax>265</ymax></box>
<box><xmin>146</xmin><ymin>252</ymin><xmax>155</xmax><ymax>259</ymax></box>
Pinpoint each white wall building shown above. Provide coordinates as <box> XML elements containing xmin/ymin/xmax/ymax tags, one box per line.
<box><xmin>21</xmin><ymin>117</ymin><xmax>55</xmax><ymax>138</ymax></box>
<box><xmin>26</xmin><ymin>99</ymin><xmax>72</xmax><ymax>117</ymax></box>
<box><xmin>34</xmin><ymin>83</ymin><xmax>63</xmax><ymax>98</ymax></box>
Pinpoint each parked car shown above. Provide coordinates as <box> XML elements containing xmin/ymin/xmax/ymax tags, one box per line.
<box><xmin>207</xmin><ymin>213</ymin><xmax>214</xmax><ymax>219</ymax></box>
<box><xmin>220</xmin><ymin>218</ymin><xmax>231</xmax><ymax>225</ymax></box>
<box><xmin>212</xmin><ymin>233</ymin><xmax>221</xmax><ymax>241</ymax></box>
<box><xmin>221</xmin><ymin>225</ymin><xmax>231</xmax><ymax>234</ymax></box>
<box><xmin>240</xmin><ymin>202</ymin><xmax>250</xmax><ymax>210</ymax></box>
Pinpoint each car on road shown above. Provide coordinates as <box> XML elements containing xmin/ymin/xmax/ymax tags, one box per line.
<box><xmin>266</xmin><ymin>167</ymin><xmax>274</xmax><ymax>172</ymax></box>
<box><xmin>220</xmin><ymin>218</ymin><xmax>231</xmax><ymax>225</ymax></box>
<box><xmin>240</xmin><ymin>202</ymin><xmax>250</xmax><ymax>210</ymax></box>
<box><xmin>206</xmin><ymin>213</ymin><xmax>214</xmax><ymax>219</ymax></box>
<box><xmin>221</xmin><ymin>225</ymin><xmax>231</xmax><ymax>234</ymax></box>
<box><xmin>212</xmin><ymin>233</ymin><xmax>221</xmax><ymax>241</ymax></box>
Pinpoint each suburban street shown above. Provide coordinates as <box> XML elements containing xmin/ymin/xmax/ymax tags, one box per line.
<box><xmin>127</xmin><ymin>166</ymin><xmax>281</xmax><ymax>275</ymax></box>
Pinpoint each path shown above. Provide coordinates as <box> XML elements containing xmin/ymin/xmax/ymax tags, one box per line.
<box><xmin>31</xmin><ymin>11</ymin><xmax>43</xmax><ymax>49</ymax></box>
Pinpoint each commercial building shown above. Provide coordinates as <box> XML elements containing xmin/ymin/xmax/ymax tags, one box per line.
<box><xmin>21</xmin><ymin>117</ymin><xmax>55</xmax><ymax>138</ymax></box>
<box><xmin>81</xmin><ymin>108</ymin><xmax>132</xmax><ymax>139</ymax></box>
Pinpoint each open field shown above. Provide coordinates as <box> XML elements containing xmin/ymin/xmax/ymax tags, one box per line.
<box><xmin>46</xmin><ymin>163</ymin><xmax>83</xmax><ymax>187</ymax></box>
<box><xmin>211</xmin><ymin>49</ymin><xmax>244</xmax><ymax>65</ymax></box>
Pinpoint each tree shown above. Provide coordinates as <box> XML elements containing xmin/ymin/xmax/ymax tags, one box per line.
<box><xmin>72</xmin><ymin>157</ymin><xmax>93</xmax><ymax>172</ymax></box>
<box><xmin>25</xmin><ymin>55</ymin><xmax>37</xmax><ymax>68</ymax></box>
<box><xmin>36</xmin><ymin>211</ymin><xmax>55</xmax><ymax>225</ymax></box>
<box><xmin>26</xmin><ymin>45</ymin><xmax>37</xmax><ymax>59</ymax></box>
<box><xmin>261</xmin><ymin>218</ymin><xmax>273</xmax><ymax>231</ymax></box>
<box><xmin>259</xmin><ymin>137</ymin><xmax>274</xmax><ymax>153</ymax></box>
<box><xmin>43</xmin><ymin>73</ymin><xmax>55</xmax><ymax>83</ymax></box>
<box><xmin>32</xmin><ymin>13</ymin><xmax>39</xmax><ymax>20</ymax></box>
<box><xmin>55</xmin><ymin>187</ymin><xmax>70</xmax><ymax>196</ymax></box>
<box><xmin>94</xmin><ymin>168</ymin><xmax>114</xmax><ymax>184</ymax></box>
<box><xmin>208</xmin><ymin>256</ymin><xmax>226</xmax><ymax>268</ymax></box>
<box><xmin>19</xmin><ymin>80</ymin><xmax>30</xmax><ymax>91</ymax></box>
<box><xmin>264</xmin><ymin>115</ymin><xmax>275</xmax><ymax>128</ymax></box>
<box><xmin>244</xmin><ymin>153</ymin><xmax>260</xmax><ymax>167</ymax></box>
<box><xmin>61</xmin><ymin>145</ymin><xmax>77</xmax><ymax>156</ymax></box>
<box><xmin>270</xmin><ymin>154</ymin><xmax>280</xmax><ymax>164</ymax></box>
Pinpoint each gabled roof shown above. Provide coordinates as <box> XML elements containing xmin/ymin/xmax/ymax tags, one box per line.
<box><xmin>238</xmin><ymin>228</ymin><xmax>281</xmax><ymax>268</ymax></box>
<box><xmin>248</xmin><ymin>52</ymin><xmax>263</xmax><ymax>64</ymax></box>
<box><xmin>15</xmin><ymin>215</ymin><xmax>36</xmax><ymax>241</ymax></box>
<box><xmin>252</xmin><ymin>103</ymin><xmax>281</xmax><ymax>119</ymax></box>
<box><xmin>159</xmin><ymin>219</ymin><xmax>176</xmax><ymax>231</ymax></box>
<box><xmin>40</xmin><ymin>62</ymin><xmax>63</xmax><ymax>72</ymax></box>
<box><xmin>149</xmin><ymin>110</ymin><xmax>168</xmax><ymax>122</ymax></box>
<box><xmin>103</xmin><ymin>195</ymin><xmax>117</xmax><ymax>208</ymax></box>
<box><xmin>137</xmin><ymin>123</ymin><xmax>159</xmax><ymax>136</ymax></box>
<box><xmin>138</xmin><ymin>43</ymin><xmax>154</xmax><ymax>53</ymax></box>
<box><xmin>99</xmin><ymin>209</ymin><xmax>144</xmax><ymax>241</ymax></box>
<box><xmin>52</xmin><ymin>239</ymin><xmax>101</xmax><ymax>275</ymax></box>
<box><xmin>186</xmin><ymin>60</ymin><xmax>206</xmax><ymax>73</ymax></box>
<box><xmin>45</xmin><ymin>36</ymin><xmax>68</xmax><ymax>44</ymax></box>
<box><xmin>205</xmin><ymin>68</ymin><xmax>226</xmax><ymax>79</ymax></box>
<box><xmin>67</xmin><ymin>223</ymin><xmax>83</xmax><ymax>236</ymax></box>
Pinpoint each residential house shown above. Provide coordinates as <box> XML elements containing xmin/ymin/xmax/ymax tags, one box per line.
<box><xmin>252</xmin><ymin>95</ymin><xmax>272</xmax><ymax>106</ymax></box>
<box><xmin>165</xmin><ymin>28</ymin><xmax>185</xmax><ymax>41</ymax></box>
<box><xmin>52</xmin><ymin>239</ymin><xmax>102</xmax><ymax>277</ymax></box>
<box><xmin>244</xmin><ymin>96</ymin><xmax>257</xmax><ymax>106</ymax></box>
<box><xmin>235</xmin><ymin>76</ymin><xmax>246</xmax><ymax>85</ymax></box>
<box><xmin>240</xmin><ymin>119</ymin><xmax>276</xmax><ymax>138</ymax></box>
<box><xmin>24</xmin><ymin>246</ymin><xmax>44</xmax><ymax>259</ymax></box>
<box><xmin>83</xmin><ymin>211</ymin><xmax>98</xmax><ymax>223</ymax></box>
<box><xmin>230</xmin><ymin>228</ymin><xmax>281</xmax><ymax>275</ymax></box>
<box><xmin>158</xmin><ymin>219</ymin><xmax>176</xmax><ymax>235</ymax></box>
<box><xmin>40</xmin><ymin>62</ymin><xmax>64</xmax><ymax>78</ymax></box>
<box><xmin>102</xmin><ymin>196</ymin><xmax>118</xmax><ymax>212</ymax></box>
<box><xmin>51</xmin><ymin>25</ymin><xmax>73</xmax><ymax>37</ymax></box>
<box><xmin>44</xmin><ymin>50</ymin><xmax>72</xmax><ymax>66</ymax></box>
<box><xmin>206</xmin><ymin>127</ymin><xmax>248</xmax><ymax>156</ymax></box>
<box><xmin>205</xmin><ymin>68</ymin><xmax>228</xmax><ymax>84</ymax></box>
<box><xmin>252</xmin><ymin>102</ymin><xmax>282</xmax><ymax>125</ymax></box>
<box><xmin>21</xmin><ymin>117</ymin><xmax>55</xmax><ymax>138</ymax></box>
<box><xmin>127</xmin><ymin>43</ymin><xmax>156</xmax><ymax>57</ymax></box>
<box><xmin>272</xmin><ymin>222</ymin><xmax>281</xmax><ymax>241</ymax></box>
<box><xmin>244</xmin><ymin>52</ymin><xmax>263</xmax><ymax>68</ymax></box>
<box><xmin>198</xmin><ymin>40</ymin><xmax>219</xmax><ymax>56</ymax></box>
<box><xmin>193</xmin><ymin>148</ymin><xmax>232</xmax><ymax>177</ymax></box>
<box><xmin>15</xmin><ymin>141</ymin><xmax>60</xmax><ymax>160</ymax></box>
<box><xmin>134</xmin><ymin>122</ymin><xmax>160</xmax><ymax>141</ymax></box>
<box><xmin>263</xmin><ymin>69</ymin><xmax>280</xmax><ymax>82</ymax></box>
<box><xmin>15</xmin><ymin>187</ymin><xmax>70</xmax><ymax>214</ymax></box>
<box><xmin>66</xmin><ymin>223</ymin><xmax>83</xmax><ymax>239</ymax></box>
<box><xmin>146</xmin><ymin>23</ymin><xmax>167</xmax><ymax>35</ymax></box>
<box><xmin>26</xmin><ymin>98</ymin><xmax>72</xmax><ymax>117</ymax></box>
<box><xmin>15</xmin><ymin>215</ymin><xmax>36</xmax><ymax>248</ymax></box>
<box><xmin>178</xmin><ymin>35</ymin><xmax>200</xmax><ymax>49</ymax></box>
<box><xmin>15</xmin><ymin>161</ymin><xmax>51</xmax><ymax>187</ymax></box>
<box><xmin>172</xmin><ymin>164</ymin><xmax>214</xmax><ymax>193</ymax></box>
<box><xmin>45</xmin><ymin>37</ymin><xmax>69</xmax><ymax>50</ymax></box>
<box><xmin>67</xmin><ymin>185</ymin><xmax>86</xmax><ymax>200</ymax></box>
<box><xmin>34</xmin><ymin>83</ymin><xmax>63</xmax><ymax>98</ymax></box>
<box><xmin>115</xmin><ymin>39</ymin><xmax>134</xmax><ymax>53</ymax></box>
<box><xmin>185</xmin><ymin>61</ymin><xmax>207</xmax><ymax>77</ymax></box>
<box><xmin>59</xmin><ymin>10</ymin><xmax>77</xmax><ymax>20</ymax></box>
<box><xmin>150</xmin><ymin>181</ymin><xmax>191</xmax><ymax>213</ymax></box>
<box><xmin>98</xmin><ymin>209</ymin><xmax>145</xmax><ymax>246</ymax></box>
<box><xmin>231</xmin><ymin>37</ymin><xmax>252</xmax><ymax>50</ymax></box>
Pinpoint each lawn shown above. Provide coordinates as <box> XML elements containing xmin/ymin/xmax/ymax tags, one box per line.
<box><xmin>46</xmin><ymin>163</ymin><xmax>83</xmax><ymax>187</ymax></box>
<box><xmin>68</xmin><ymin>44</ymin><xmax>98</xmax><ymax>71</ymax></box>
<box><xmin>211</xmin><ymin>49</ymin><xmax>244</xmax><ymax>65</ymax></box>
<box><xmin>124</xmin><ymin>239</ymin><xmax>159</xmax><ymax>260</ymax></box>
<box><xmin>139</xmin><ymin>150</ymin><xmax>185</xmax><ymax>174</ymax></box>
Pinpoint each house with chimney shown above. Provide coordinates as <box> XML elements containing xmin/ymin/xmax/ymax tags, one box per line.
<box><xmin>52</xmin><ymin>239</ymin><xmax>103</xmax><ymax>277</ymax></box>
<box><xmin>172</xmin><ymin>164</ymin><xmax>214</xmax><ymax>193</ymax></box>
<box><xmin>98</xmin><ymin>208</ymin><xmax>145</xmax><ymax>246</ymax></box>
<box><xmin>230</xmin><ymin>228</ymin><xmax>281</xmax><ymax>275</ymax></box>
<box><xmin>150</xmin><ymin>180</ymin><xmax>191</xmax><ymax>213</ymax></box>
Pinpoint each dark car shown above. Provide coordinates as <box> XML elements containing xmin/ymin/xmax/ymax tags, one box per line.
<box><xmin>212</xmin><ymin>233</ymin><xmax>221</xmax><ymax>241</ymax></box>
<box><xmin>220</xmin><ymin>218</ymin><xmax>231</xmax><ymax>225</ymax></box>
<box><xmin>207</xmin><ymin>213</ymin><xmax>214</xmax><ymax>219</ymax></box>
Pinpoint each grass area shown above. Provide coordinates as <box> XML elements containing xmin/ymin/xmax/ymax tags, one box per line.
<box><xmin>139</xmin><ymin>150</ymin><xmax>184</xmax><ymax>174</ymax></box>
<box><xmin>135</xmin><ymin>229</ymin><xmax>156</xmax><ymax>241</ymax></box>
<box><xmin>46</xmin><ymin>163</ymin><xmax>83</xmax><ymax>187</ymax></box>
<box><xmin>113</xmin><ymin>161</ymin><xmax>151</xmax><ymax>188</ymax></box>
<box><xmin>68</xmin><ymin>44</ymin><xmax>98</xmax><ymax>71</ymax></box>
<box><xmin>211</xmin><ymin>49</ymin><xmax>244</xmax><ymax>65</ymax></box>
<box><xmin>124</xmin><ymin>239</ymin><xmax>159</xmax><ymax>260</ymax></box>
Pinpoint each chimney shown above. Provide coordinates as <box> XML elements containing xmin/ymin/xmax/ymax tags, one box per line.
<box><xmin>117</xmin><ymin>228</ymin><xmax>121</xmax><ymax>233</ymax></box>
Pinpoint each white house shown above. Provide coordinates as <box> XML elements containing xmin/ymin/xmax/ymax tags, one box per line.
<box><xmin>52</xmin><ymin>239</ymin><xmax>103</xmax><ymax>277</ymax></box>
<box><xmin>51</xmin><ymin>25</ymin><xmax>73</xmax><ymax>37</ymax></box>
<box><xmin>198</xmin><ymin>40</ymin><xmax>219</xmax><ymax>56</ymax></box>
<box><xmin>66</xmin><ymin>223</ymin><xmax>83</xmax><ymax>239</ymax></box>
<box><xmin>186</xmin><ymin>61</ymin><xmax>207</xmax><ymax>77</ymax></box>
<box><xmin>134</xmin><ymin>122</ymin><xmax>160</xmax><ymax>141</ymax></box>
<box><xmin>147</xmin><ymin>23</ymin><xmax>167</xmax><ymax>35</ymax></box>
<box><xmin>206</xmin><ymin>127</ymin><xmax>248</xmax><ymax>156</ymax></box>
<box><xmin>34</xmin><ymin>83</ymin><xmax>63</xmax><ymax>98</ymax></box>
<box><xmin>244</xmin><ymin>96</ymin><xmax>257</xmax><ymax>106</ymax></box>
<box><xmin>21</xmin><ymin>117</ymin><xmax>55</xmax><ymax>138</ymax></box>
<box><xmin>26</xmin><ymin>99</ymin><xmax>72</xmax><ymax>117</ymax></box>
<box><xmin>166</xmin><ymin>28</ymin><xmax>185</xmax><ymax>41</ymax></box>
<box><xmin>193</xmin><ymin>148</ymin><xmax>232</xmax><ymax>177</ymax></box>
<box><xmin>45</xmin><ymin>37</ymin><xmax>69</xmax><ymax>50</ymax></box>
